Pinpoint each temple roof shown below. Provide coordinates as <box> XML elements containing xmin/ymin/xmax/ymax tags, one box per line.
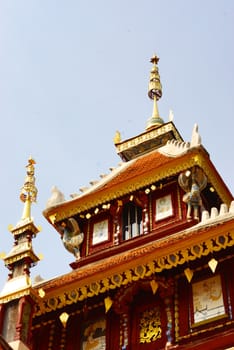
<box><xmin>43</xmin><ymin>126</ymin><xmax>232</xmax><ymax>224</ymax></box>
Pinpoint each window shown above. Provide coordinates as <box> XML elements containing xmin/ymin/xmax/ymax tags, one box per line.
<box><xmin>122</xmin><ymin>202</ymin><xmax>143</xmax><ymax>240</ymax></box>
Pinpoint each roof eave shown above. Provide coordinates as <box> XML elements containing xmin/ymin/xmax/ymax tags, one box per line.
<box><xmin>43</xmin><ymin>146</ymin><xmax>233</xmax><ymax>225</ymax></box>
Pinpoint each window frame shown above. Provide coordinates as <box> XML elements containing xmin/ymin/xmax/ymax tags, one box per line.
<box><xmin>121</xmin><ymin>201</ymin><xmax>143</xmax><ymax>241</ymax></box>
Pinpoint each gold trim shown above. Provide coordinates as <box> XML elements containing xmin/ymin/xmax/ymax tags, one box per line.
<box><xmin>10</xmin><ymin>222</ymin><xmax>39</xmax><ymax>236</ymax></box>
<box><xmin>86</xmin><ymin>220</ymin><xmax>90</xmax><ymax>255</ymax></box>
<box><xmin>116</xmin><ymin>123</ymin><xmax>181</xmax><ymax>153</ymax></box>
<box><xmin>48</xmin><ymin>322</ymin><xmax>55</xmax><ymax>350</ymax></box>
<box><xmin>177</xmin><ymin>186</ymin><xmax>182</xmax><ymax>220</ymax></box>
<box><xmin>149</xmin><ymin>194</ymin><xmax>152</xmax><ymax>232</ymax></box>
<box><xmin>0</xmin><ymin>286</ymin><xmax>39</xmax><ymax>304</ymax></box>
<box><xmin>60</xmin><ymin>326</ymin><xmax>67</xmax><ymax>349</ymax></box>
<box><xmin>174</xmin><ymin>280</ymin><xmax>180</xmax><ymax>342</ymax></box>
<box><xmin>4</xmin><ymin>251</ymin><xmax>39</xmax><ymax>265</ymax></box>
<box><xmin>191</xmin><ymin>313</ymin><xmax>227</xmax><ymax>328</ymax></box>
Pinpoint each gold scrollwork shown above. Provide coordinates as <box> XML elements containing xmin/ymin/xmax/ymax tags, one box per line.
<box><xmin>139</xmin><ymin>306</ymin><xmax>162</xmax><ymax>343</ymax></box>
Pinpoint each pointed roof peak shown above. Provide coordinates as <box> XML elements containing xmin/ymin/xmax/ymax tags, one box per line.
<box><xmin>0</xmin><ymin>158</ymin><xmax>40</xmax><ymax>302</ymax></box>
<box><xmin>146</xmin><ymin>54</ymin><xmax>164</xmax><ymax>130</ymax></box>
<box><xmin>18</xmin><ymin>157</ymin><xmax>38</xmax><ymax>225</ymax></box>
<box><xmin>114</xmin><ymin>56</ymin><xmax>183</xmax><ymax>161</ymax></box>
<box><xmin>150</xmin><ymin>54</ymin><xmax>160</xmax><ymax>65</ymax></box>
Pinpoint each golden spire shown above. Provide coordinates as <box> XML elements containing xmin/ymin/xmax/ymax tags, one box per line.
<box><xmin>20</xmin><ymin>157</ymin><xmax>38</xmax><ymax>221</ymax></box>
<box><xmin>146</xmin><ymin>54</ymin><xmax>164</xmax><ymax>130</ymax></box>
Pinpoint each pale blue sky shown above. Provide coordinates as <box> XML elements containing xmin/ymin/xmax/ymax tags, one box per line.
<box><xmin>0</xmin><ymin>1</ymin><xmax>233</xmax><ymax>287</ymax></box>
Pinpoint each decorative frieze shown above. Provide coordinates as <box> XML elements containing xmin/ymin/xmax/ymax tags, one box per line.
<box><xmin>34</xmin><ymin>228</ymin><xmax>234</xmax><ymax>316</ymax></box>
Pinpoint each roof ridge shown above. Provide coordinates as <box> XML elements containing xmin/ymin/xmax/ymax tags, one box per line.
<box><xmin>69</xmin><ymin>160</ymin><xmax>132</xmax><ymax>199</ymax></box>
<box><xmin>200</xmin><ymin>201</ymin><xmax>234</xmax><ymax>224</ymax></box>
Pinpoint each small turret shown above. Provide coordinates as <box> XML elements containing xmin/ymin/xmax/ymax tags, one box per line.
<box><xmin>0</xmin><ymin>157</ymin><xmax>40</xmax><ymax>350</ymax></box>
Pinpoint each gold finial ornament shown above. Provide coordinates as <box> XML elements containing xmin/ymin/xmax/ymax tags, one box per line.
<box><xmin>148</xmin><ymin>54</ymin><xmax>162</xmax><ymax>101</ymax></box>
<box><xmin>146</xmin><ymin>54</ymin><xmax>164</xmax><ymax>130</ymax></box>
<box><xmin>113</xmin><ymin>130</ymin><xmax>121</xmax><ymax>144</ymax></box>
<box><xmin>20</xmin><ymin>157</ymin><xmax>38</xmax><ymax>221</ymax></box>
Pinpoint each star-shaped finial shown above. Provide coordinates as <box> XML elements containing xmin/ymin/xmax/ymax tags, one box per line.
<box><xmin>150</xmin><ymin>54</ymin><xmax>159</xmax><ymax>65</ymax></box>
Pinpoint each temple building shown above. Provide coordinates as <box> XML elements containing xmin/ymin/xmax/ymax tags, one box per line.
<box><xmin>0</xmin><ymin>56</ymin><xmax>234</xmax><ymax>350</ymax></box>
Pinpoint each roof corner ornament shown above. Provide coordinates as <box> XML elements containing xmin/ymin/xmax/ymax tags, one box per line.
<box><xmin>178</xmin><ymin>166</ymin><xmax>207</xmax><ymax>221</ymax></box>
<box><xmin>146</xmin><ymin>54</ymin><xmax>164</xmax><ymax>130</ymax></box>
<box><xmin>190</xmin><ymin>123</ymin><xmax>202</xmax><ymax>147</ymax></box>
<box><xmin>59</xmin><ymin>218</ymin><xmax>84</xmax><ymax>260</ymax></box>
<box><xmin>46</xmin><ymin>186</ymin><xmax>65</xmax><ymax>208</ymax></box>
<box><xmin>20</xmin><ymin>156</ymin><xmax>38</xmax><ymax>222</ymax></box>
<box><xmin>168</xmin><ymin>109</ymin><xmax>174</xmax><ymax>122</ymax></box>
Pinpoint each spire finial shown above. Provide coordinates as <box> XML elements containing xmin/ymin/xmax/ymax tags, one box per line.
<box><xmin>20</xmin><ymin>156</ymin><xmax>38</xmax><ymax>221</ymax></box>
<box><xmin>146</xmin><ymin>54</ymin><xmax>164</xmax><ymax>130</ymax></box>
<box><xmin>150</xmin><ymin>54</ymin><xmax>160</xmax><ymax>66</ymax></box>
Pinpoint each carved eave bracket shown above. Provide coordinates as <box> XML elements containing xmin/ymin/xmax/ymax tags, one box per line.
<box><xmin>57</xmin><ymin>217</ymin><xmax>84</xmax><ymax>260</ymax></box>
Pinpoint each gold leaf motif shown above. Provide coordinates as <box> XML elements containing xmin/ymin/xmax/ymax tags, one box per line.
<box><xmin>150</xmin><ymin>280</ymin><xmax>159</xmax><ymax>294</ymax></box>
<box><xmin>184</xmin><ymin>268</ymin><xmax>194</xmax><ymax>283</ymax></box>
<box><xmin>59</xmin><ymin>312</ymin><xmax>69</xmax><ymax>328</ymax></box>
<box><xmin>104</xmin><ymin>296</ymin><xmax>113</xmax><ymax>313</ymax></box>
<box><xmin>208</xmin><ymin>258</ymin><xmax>218</xmax><ymax>273</ymax></box>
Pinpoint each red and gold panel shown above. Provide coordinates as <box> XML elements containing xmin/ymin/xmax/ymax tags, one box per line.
<box><xmin>130</xmin><ymin>291</ymin><xmax>167</xmax><ymax>350</ymax></box>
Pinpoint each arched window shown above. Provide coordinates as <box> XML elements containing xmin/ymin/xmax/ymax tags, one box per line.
<box><xmin>122</xmin><ymin>202</ymin><xmax>143</xmax><ymax>240</ymax></box>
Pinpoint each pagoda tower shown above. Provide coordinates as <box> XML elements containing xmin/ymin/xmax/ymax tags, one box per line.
<box><xmin>0</xmin><ymin>158</ymin><xmax>40</xmax><ymax>350</ymax></box>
